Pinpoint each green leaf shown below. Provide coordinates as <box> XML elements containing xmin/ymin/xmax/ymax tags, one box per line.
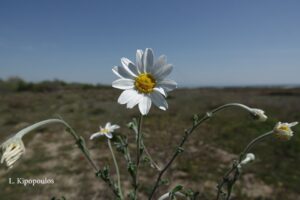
<box><xmin>159</xmin><ymin>178</ymin><xmax>169</xmax><ymax>186</ymax></box>
<box><xmin>171</xmin><ymin>184</ymin><xmax>183</xmax><ymax>193</ymax></box>
<box><xmin>176</xmin><ymin>147</ymin><xmax>184</xmax><ymax>153</ymax></box>
<box><xmin>182</xmin><ymin>188</ymin><xmax>200</xmax><ymax>199</ymax></box>
<box><xmin>142</xmin><ymin>156</ymin><xmax>150</xmax><ymax>164</ymax></box>
<box><xmin>128</xmin><ymin>191</ymin><xmax>136</xmax><ymax>200</ymax></box>
<box><xmin>193</xmin><ymin>114</ymin><xmax>199</xmax><ymax>125</ymax></box>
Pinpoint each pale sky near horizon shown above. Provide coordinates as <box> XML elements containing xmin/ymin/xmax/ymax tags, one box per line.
<box><xmin>0</xmin><ymin>0</ymin><xmax>299</xmax><ymax>87</ymax></box>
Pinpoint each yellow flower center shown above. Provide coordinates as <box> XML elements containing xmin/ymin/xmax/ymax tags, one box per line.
<box><xmin>101</xmin><ymin>129</ymin><xmax>109</xmax><ymax>134</ymax></box>
<box><xmin>279</xmin><ymin>125</ymin><xmax>290</xmax><ymax>132</ymax></box>
<box><xmin>135</xmin><ymin>73</ymin><xmax>156</xmax><ymax>94</ymax></box>
<box><xmin>9</xmin><ymin>144</ymin><xmax>17</xmax><ymax>151</ymax></box>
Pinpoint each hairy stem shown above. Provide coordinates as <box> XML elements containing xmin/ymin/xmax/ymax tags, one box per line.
<box><xmin>133</xmin><ymin>114</ymin><xmax>144</xmax><ymax>199</ymax></box>
<box><xmin>239</xmin><ymin>131</ymin><xmax>273</xmax><ymax>161</ymax></box>
<box><xmin>16</xmin><ymin>119</ymin><xmax>72</xmax><ymax>139</ymax></box>
<box><xmin>108</xmin><ymin>139</ymin><xmax>124</xmax><ymax>200</ymax></box>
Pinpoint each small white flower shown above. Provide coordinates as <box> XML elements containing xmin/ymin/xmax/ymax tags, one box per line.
<box><xmin>250</xmin><ymin>108</ymin><xmax>268</xmax><ymax>122</ymax></box>
<box><xmin>112</xmin><ymin>48</ymin><xmax>177</xmax><ymax>115</ymax></box>
<box><xmin>90</xmin><ymin>122</ymin><xmax>120</xmax><ymax>140</ymax></box>
<box><xmin>0</xmin><ymin>136</ymin><xmax>25</xmax><ymax>168</ymax></box>
<box><xmin>273</xmin><ymin>121</ymin><xmax>298</xmax><ymax>141</ymax></box>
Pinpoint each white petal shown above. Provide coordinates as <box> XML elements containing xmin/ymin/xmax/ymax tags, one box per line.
<box><xmin>138</xmin><ymin>95</ymin><xmax>152</xmax><ymax>115</ymax></box>
<box><xmin>157</xmin><ymin>79</ymin><xmax>177</xmax><ymax>92</ymax></box>
<box><xmin>105</xmin><ymin>122</ymin><xmax>111</xmax><ymax>129</ymax></box>
<box><xmin>1</xmin><ymin>156</ymin><xmax>5</xmax><ymax>164</ymax></box>
<box><xmin>112</xmin><ymin>66</ymin><xmax>135</xmax><ymax>79</ymax></box>
<box><xmin>90</xmin><ymin>132</ymin><xmax>104</xmax><ymax>140</ymax></box>
<box><xmin>110</xmin><ymin>125</ymin><xmax>120</xmax><ymax>130</ymax></box>
<box><xmin>154</xmin><ymin>87</ymin><xmax>167</xmax><ymax>97</ymax></box>
<box><xmin>6</xmin><ymin>153</ymin><xmax>22</xmax><ymax>163</ymax></box>
<box><xmin>105</xmin><ymin>132</ymin><xmax>113</xmax><ymax>139</ymax></box>
<box><xmin>289</xmin><ymin>122</ymin><xmax>298</xmax><ymax>127</ymax></box>
<box><xmin>118</xmin><ymin>89</ymin><xmax>139</xmax><ymax>104</ymax></box>
<box><xmin>6</xmin><ymin>158</ymin><xmax>20</xmax><ymax>167</ymax></box>
<box><xmin>143</xmin><ymin>48</ymin><xmax>154</xmax><ymax>73</ymax></box>
<box><xmin>112</xmin><ymin>79</ymin><xmax>134</xmax><ymax>90</ymax></box>
<box><xmin>150</xmin><ymin>91</ymin><xmax>168</xmax><ymax>111</ymax></box>
<box><xmin>126</xmin><ymin>92</ymin><xmax>143</xmax><ymax>108</ymax></box>
<box><xmin>153</xmin><ymin>64</ymin><xmax>173</xmax><ymax>80</ymax></box>
<box><xmin>7</xmin><ymin>154</ymin><xmax>21</xmax><ymax>164</ymax></box>
<box><xmin>121</xmin><ymin>57</ymin><xmax>139</xmax><ymax>76</ymax></box>
<box><xmin>5</xmin><ymin>149</ymin><xmax>22</xmax><ymax>158</ymax></box>
<box><xmin>2</xmin><ymin>147</ymin><xmax>23</xmax><ymax>159</ymax></box>
<box><xmin>151</xmin><ymin>55</ymin><xmax>166</xmax><ymax>74</ymax></box>
<box><xmin>136</xmin><ymin>49</ymin><xmax>143</xmax><ymax>73</ymax></box>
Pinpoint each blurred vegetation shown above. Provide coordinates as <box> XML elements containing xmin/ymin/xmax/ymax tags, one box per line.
<box><xmin>0</xmin><ymin>77</ymin><xmax>109</xmax><ymax>93</ymax></box>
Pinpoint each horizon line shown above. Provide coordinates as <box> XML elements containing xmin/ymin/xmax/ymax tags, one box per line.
<box><xmin>1</xmin><ymin>76</ymin><xmax>299</xmax><ymax>89</ymax></box>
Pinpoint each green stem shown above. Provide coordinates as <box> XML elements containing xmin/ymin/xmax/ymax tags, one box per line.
<box><xmin>239</xmin><ymin>131</ymin><xmax>273</xmax><ymax>162</ymax></box>
<box><xmin>108</xmin><ymin>139</ymin><xmax>124</xmax><ymax>200</ymax></box>
<box><xmin>216</xmin><ymin>162</ymin><xmax>238</xmax><ymax>200</ymax></box>
<box><xmin>134</xmin><ymin>114</ymin><xmax>143</xmax><ymax>198</ymax></box>
<box><xmin>210</xmin><ymin>103</ymin><xmax>253</xmax><ymax>114</ymax></box>
<box><xmin>16</xmin><ymin>119</ymin><xmax>73</xmax><ymax>138</ymax></box>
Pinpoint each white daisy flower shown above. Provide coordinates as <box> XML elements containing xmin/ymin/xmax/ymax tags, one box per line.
<box><xmin>112</xmin><ymin>48</ymin><xmax>177</xmax><ymax>115</ymax></box>
<box><xmin>0</xmin><ymin>136</ymin><xmax>25</xmax><ymax>168</ymax></box>
<box><xmin>90</xmin><ymin>122</ymin><xmax>120</xmax><ymax>140</ymax></box>
<box><xmin>273</xmin><ymin>121</ymin><xmax>298</xmax><ymax>141</ymax></box>
<box><xmin>250</xmin><ymin>108</ymin><xmax>268</xmax><ymax>122</ymax></box>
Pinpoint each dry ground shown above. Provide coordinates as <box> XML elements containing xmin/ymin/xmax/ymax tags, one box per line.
<box><xmin>0</xmin><ymin>85</ymin><xmax>300</xmax><ymax>200</ymax></box>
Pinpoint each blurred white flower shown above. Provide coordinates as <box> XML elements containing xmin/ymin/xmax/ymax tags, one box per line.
<box><xmin>0</xmin><ymin>136</ymin><xmax>25</xmax><ymax>168</ymax></box>
<box><xmin>250</xmin><ymin>108</ymin><xmax>268</xmax><ymax>122</ymax></box>
<box><xmin>90</xmin><ymin>122</ymin><xmax>120</xmax><ymax>140</ymax></box>
<box><xmin>240</xmin><ymin>153</ymin><xmax>255</xmax><ymax>166</ymax></box>
<box><xmin>158</xmin><ymin>191</ymin><xmax>185</xmax><ymax>200</ymax></box>
<box><xmin>112</xmin><ymin>48</ymin><xmax>177</xmax><ymax>115</ymax></box>
<box><xmin>273</xmin><ymin>121</ymin><xmax>298</xmax><ymax>141</ymax></box>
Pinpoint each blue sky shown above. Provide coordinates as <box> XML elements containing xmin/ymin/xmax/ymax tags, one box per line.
<box><xmin>0</xmin><ymin>0</ymin><xmax>299</xmax><ymax>86</ymax></box>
